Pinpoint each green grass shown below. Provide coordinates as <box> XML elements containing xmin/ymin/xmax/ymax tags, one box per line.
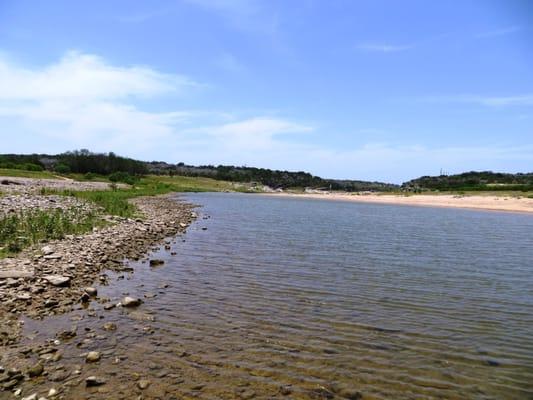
<box><xmin>39</xmin><ymin>175</ymin><xmax>247</xmax><ymax>218</ymax></box>
<box><xmin>0</xmin><ymin>168</ymin><xmax>59</xmax><ymax>179</ymax></box>
<box><xmin>144</xmin><ymin>175</ymin><xmax>250</xmax><ymax>192</ymax></box>
<box><xmin>0</xmin><ymin>208</ymin><xmax>101</xmax><ymax>258</ymax></box>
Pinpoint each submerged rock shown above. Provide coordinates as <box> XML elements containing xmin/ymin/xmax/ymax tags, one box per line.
<box><xmin>85</xmin><ymin>351</ymin><xmax>101</xmax><ymax>363</ymax></box>
<box><xmin>149</xmin><ymin>259</ymin><xmax>165</xmax><ymax>266</ymax></box>
<box><xmin>122</xmin><ymin>296</ymin><xmax>141</xmax><ymax>307</ymax></box>
<box><xmin>27</xmin><ymin>363</ymin><xmax>44</xmax><ymax>377</ymax></box>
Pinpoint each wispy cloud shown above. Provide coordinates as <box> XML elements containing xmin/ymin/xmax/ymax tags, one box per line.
<box><xmin>356</xmin><ymin>43</ymin><xmax>413</xmax><ymax>53</ymax></box>
<box><xmin>421</xmin><ymin>94</ymin><xmax>533</xmax><ymax>107</ymax></box>
<box><xmin>475</xmin><ymin>26</ymin><xmax>522</xmax><ymax>39</ymax></box>
<box><xmin>215</xmin><ymin>52</ymin><xmax>246</xmax><ymax>73</ymax></box>
<box><xmin>117</xmin><ymin>9</ymin><xmax>169</xmax><ymax>23</ymax></box>
<box><xmin>183</xmin><ymin>0</ymin><xmax>279</xmax><ymax>35</ymax></box>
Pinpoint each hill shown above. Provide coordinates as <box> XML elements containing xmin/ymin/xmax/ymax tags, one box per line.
<box><xmin>0</xmin><ymin>150</ymin><xmax>398</xmax><ymax>192</ymax></box>
<box><xmin>402</xmin><ymin>171</ymin><xmax>533</xmax><ymax>191</ymax></box>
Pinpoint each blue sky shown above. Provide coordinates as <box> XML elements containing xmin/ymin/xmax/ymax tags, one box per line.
<box><xmin>0</xmin><ymin>0</ymin><xmax>532</xmax><ymax>183</ymax></box>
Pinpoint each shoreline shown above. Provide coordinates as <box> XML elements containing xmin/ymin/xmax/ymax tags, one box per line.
<box><xmin>1</xmin><ymin>194</ymin><xmax>196</xmax><ymax>345</ymax></box>
<box><xmin>260</xmin><ymin>192</ymin><xmax>533</xmax><ymax>214</ymax></box>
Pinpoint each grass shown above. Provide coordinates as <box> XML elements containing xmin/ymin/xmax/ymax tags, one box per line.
<box><xmin>0</xmin><ymin>208</ymin><xmax>101</xmax><ymax>258</ymax></box>
<box><xmin>38</xmin><ymin>175</ymin><xmax>250</xmax><ymax>218</ymax></box>
<box><xmin>0</xmin><ymin>168</ymin><xmax>59</xmax><ymax>179</ymax></box>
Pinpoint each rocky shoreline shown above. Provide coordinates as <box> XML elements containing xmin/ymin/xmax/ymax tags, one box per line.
<box><xmin>0</xmin><ymin>178</ymin><xmax>197</xmax><ymax>397</ymax></box>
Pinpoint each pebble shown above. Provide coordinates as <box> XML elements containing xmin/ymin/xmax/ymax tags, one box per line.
<box><xmin>137</xmin><ymin>379</ymin><xmax>151</xmax><ymax>390</ymax></box>
<box><xmin>103</xmin><ymin>322</ymin><xmax>117</xmax><ymax>331</ymax></box>
<box><xmin>85</xmin><ymin>351</ymin><xmax>101</xmax><ymax>362</ymax></box>
<box><xmin>86</xmin><ymin>376</ymin><xmax>106</xmax><ymax>387</ymax></box>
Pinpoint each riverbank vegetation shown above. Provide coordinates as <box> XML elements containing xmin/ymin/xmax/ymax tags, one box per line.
<box><xmin>0</xmin><ymin>208</ymin><xmax>100</xmax><ymax>258</ymax></box>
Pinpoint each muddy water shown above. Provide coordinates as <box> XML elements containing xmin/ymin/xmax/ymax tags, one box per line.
<box><xmin>14</xmin><ymin>193</ymin><xmax>533</xmax><ymax>399</ymax></box>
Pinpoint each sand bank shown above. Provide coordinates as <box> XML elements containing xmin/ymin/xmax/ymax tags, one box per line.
<box><xmin>265</xmin><ymin>192</ymin><xmax>533</xmax><ymax>214</ymax></box>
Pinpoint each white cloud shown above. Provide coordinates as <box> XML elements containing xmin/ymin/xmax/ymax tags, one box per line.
<box><xmin>356</xmin><ymin>43</ymin><xmax>413</xmax><ymax>53</ymax></box>
<box><xmin>1</xmin><ymin>51</ymin><xmax>530</xmax><ymax>182</ymax></box>
<box><xmin>0</xmin><ymin>51</ymin><xmax>195</xmax><ymax>101</ymax></box>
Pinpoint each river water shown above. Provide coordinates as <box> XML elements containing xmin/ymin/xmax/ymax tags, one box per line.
<box><xmin>19</xmin><ymin>193</ymin><xmax>533</xmax><ymax>399</ymax></box>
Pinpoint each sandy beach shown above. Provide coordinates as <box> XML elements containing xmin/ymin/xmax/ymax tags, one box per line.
<box><xmin>265</xmin><ymin>192</ymin><xmax>533</xmax><ymax>214</ymax></box>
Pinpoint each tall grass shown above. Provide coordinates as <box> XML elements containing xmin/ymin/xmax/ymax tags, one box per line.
<box><xmin>0</xmin><ymin>208</ymin><xmax>100</xmax><ymax>257</ymax></box>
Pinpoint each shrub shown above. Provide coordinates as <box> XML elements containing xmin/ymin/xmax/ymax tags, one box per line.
<box><xmin>54</xmin><ymin>163</ymin><xmax>71</xmax><ymax>174</ymax></box>
<box><xmin>22</xmin><ymin>163</ymin><xmax>43</xmax><ymax>171</ymax></box>
<box><xmin>108</xmin><ymin>171</ymin><xmax>138</xmax><ymax>185</ymax></box>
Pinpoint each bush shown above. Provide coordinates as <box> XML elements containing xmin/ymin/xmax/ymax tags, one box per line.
<box><xmin>54</xmin><ymin>163</ymin><xmax>71</xmax><ymax>174</ymax></box>
<box><xmin>108</xmin><ymin>171</ymin><xmax>138</xmax><ymax>185</ymax></box>
<box><xmin>22</xmin><ymin>163</ymin><xmax>43</xmax><ymax>171</ymax></box>
<box><xmin>84</xmin><ymin>172</ymin><xmax>96</xmax><ymax>180</ymax></box>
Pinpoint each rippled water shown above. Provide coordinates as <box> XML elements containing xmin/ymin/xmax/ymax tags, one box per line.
<box><xmin>21</xmin><ymin>193</ymin><xmax>533</xmax><ymax>399</ymax></box>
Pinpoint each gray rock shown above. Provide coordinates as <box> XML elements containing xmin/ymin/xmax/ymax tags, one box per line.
<box><xmin>122</xmin><ymin>296</ymin><xmax>141</xmax><ymax>307</ymax></box>
<box><xmin>41</xmin><ymin>245</ymin><xmax>54</xmax><ymax>255</ymax></box>
<box><xmin>85</xmin><ymin>287</ymin><xmax>97</xmax><ymax>296</ymax></box>
<box><xmin>149</xmin><ymin>259</ymin><xmax>165</xmax><ymax>266</ymax></box>
<box><xmin>86</xmin><ymin>376</ymin><xmax>106</xmax><ymax>387</ymax></box>
<box><xmin>42</xmin><ymin>274</ymin><xmax>71</xmax><ymax>287</ymax></box>
<box><xmin>27</xmin><ymin>363</ymin><xmax>44</xmax><ymax>377</ymax></box>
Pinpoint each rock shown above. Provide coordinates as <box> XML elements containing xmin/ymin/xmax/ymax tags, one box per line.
<box><xmin>85</xmin><ymin>287</ymin><xmax>97</xmax><ymax>296</ymax></box>
<box><xmin>41</xmin><ymin>245</ymin><xmax>54</xmax><ymax>255</ymax></box>
<box><xmin>49</xmin><ymin>370</ymin><xmax>70</xmax><ymax>382</ymax></box>
<box><xmin>48</xmin><ymin>388</ymin><xmax>58</xmax><ymax>397</ymax></box>
<box><xmin>340</xmin><ymin>390</ymin><xmax>363</xmax><ymax>400</ymax></box>
<box><xmin>86</xmin><ymin>351</ymin><xmax>101</xmax><ymax>362</ymax></box>
<box><xmin>44</xmin><ymin>299</ymin><xmax>59</xmax><ymax>308</ymax></box>
<box><xmin>16</xmin><ymin>292</ymin><xmax>32</xmax><ymax>301</ymax></box>
<box><xmin>86</xmin><ymin>376</ymin><xmax>106</xmax><ymax>387</ymax></box>
<box><xmin>80</xmin><ymin>293</ymin><xmax>90</xmax><ymax>303</ymax></box>
<box><xmin>280</xmin><ymin>386</ymin><xmax>292</xmax><ymax>395</ymax></box>
<box><xmin>103</xmin><ymin>303</ymin><xmax>116</xmax><ymax>310</ymax></box>
<box><xmin>56</xmin><ymin>326</ymin><xmax>77</xmax><ymax>340</ymax></box>
<box><xmin>42</xmin><ymin>274</ymin><xmax>71</xmax><ymax>287</ymax></box>
<box><xmin>122</xmin><ymin>296</ymin><xmax>141</xmax><ymax>307</ymax></box>
<box><xmin>137</xmin><ymin>379</ymin><xmax>150</xmax><ymax>390</ymax></box>
<box><xmin>2</xmin><ymin>379</ymin><xmax>19</xmax><ymax>390</ymax></box>
<box><xmin>103</xmin><ymin>323</ymin><xmax>117</xmax><ymax>331</ymax></box>
<box><xmin>27</xmin><ymin>363</ymin><xmax>44</xmax><ymax>377</ymax></box>
<box><xmin>21</xmin><ymin>394</ymin><xmax>37</xmax><ymax>400</ymax></box>
<box><xmin>149</xmin><ymin>259</ymin><xmax>164</xmax><ymax>266</ymax></box>
<box><xmin>7</xmin><ymin>368</ymin><xmax>21</xmax><ymax>377</ymax></box>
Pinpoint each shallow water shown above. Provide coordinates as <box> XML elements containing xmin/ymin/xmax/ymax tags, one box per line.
<box><xmin>19</xmin><ymin>193</ymin><xmax>533</xmax><ymax>399</ymax></box>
